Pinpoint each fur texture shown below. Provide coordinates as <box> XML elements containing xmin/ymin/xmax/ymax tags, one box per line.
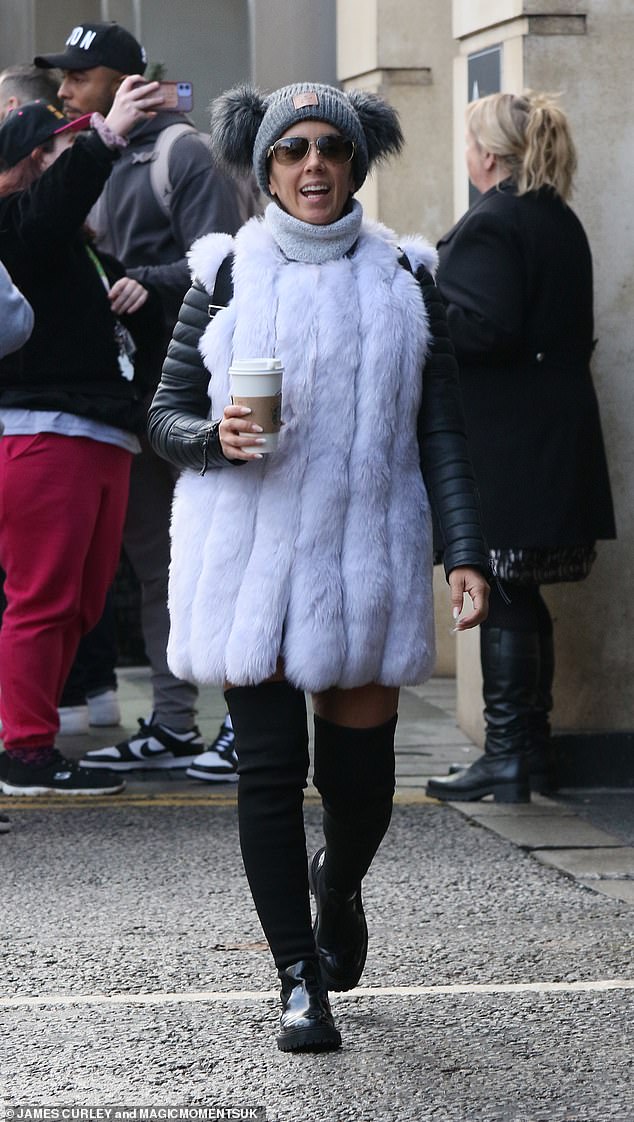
<box><xmin>346</xmin><ymin>89</ymin><xmax>403</xmax><ymax>167</ymax></box>
<box><xmin>170</xmin><ymin>218</ymin><xmax>438</xmax><ymax>692</ymax></box>
<box><xmin>208</xmin><ymin>85</ymin><xmax>267</xmax><ymax>178</ymax></box>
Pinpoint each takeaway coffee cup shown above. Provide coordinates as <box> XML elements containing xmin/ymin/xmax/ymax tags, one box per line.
<box><xmin>229</xmin><ymin>358</ymin><xmax>283</xmax><ymax>453</ymax></box>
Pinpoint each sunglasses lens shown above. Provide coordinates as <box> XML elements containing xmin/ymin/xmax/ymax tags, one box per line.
<box><xmin>271</xmin><ymin>136</ymin><xmax>355</xmax><ymax>166</ymax></box>
<box><xmin>273</xmin><ymin>137</ymin><xmax>311</xmax><ymax>164</ymax></box>
<box><xmin>316</xmin><ymin>136</ymin><xmax>355</xmax><ymax>164</ymax></box>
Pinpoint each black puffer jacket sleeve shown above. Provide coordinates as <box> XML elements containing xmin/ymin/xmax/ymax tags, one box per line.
<box><xmin>416</xmin><ymin>265</ymin><xmax>490</xmax><ymax>579</ymax></box>
<box><xmin>147</xmin><ymin>278</ymin><xmax>238</xmax><ymax>473</ymax></box>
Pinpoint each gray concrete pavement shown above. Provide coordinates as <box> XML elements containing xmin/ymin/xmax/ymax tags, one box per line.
<box><xmin>53</xmin><ymin>667</ymin><xmax>634</xmax><ymax>906</ymax></box>
<box><xmin>1</xmin><ymin>671</ymin><xmax>633</xmax><ymax>1121</ymax></box>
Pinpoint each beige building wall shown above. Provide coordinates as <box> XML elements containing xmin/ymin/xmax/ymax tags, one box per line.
<box><xmin>337</xmin><ymin>0</ymin><xmax>462</xmax><ymax>676</ymax></box>
<box><xmin>337</xmin><ymin>0</ymin><xmax>456</xmax><ymax>244</ymax></box>
<box><xmin>451</xmin><ymin>0</ymin><xmax>632</xmax><ymax>743</ymax></box>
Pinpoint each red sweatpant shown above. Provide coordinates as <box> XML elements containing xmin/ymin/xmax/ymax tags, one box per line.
<box><xmin>0</xmin><ymin>434</ymin><xmax>132</xmax><ymax>753</ymax></box>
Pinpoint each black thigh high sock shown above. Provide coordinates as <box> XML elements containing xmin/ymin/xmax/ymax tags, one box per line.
<box><xmin>225</xmin><ymin>681</ymin><xmax>315</xmax><ymax>970</ymax></box>
<box><xmin>312</xmin><ymin>713</ymin><xmax>397</xmax><ymax>896</ymax></box>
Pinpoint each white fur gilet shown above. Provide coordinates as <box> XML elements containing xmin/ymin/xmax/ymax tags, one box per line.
<box><xmin>168</xmin><ymin>216</ymin><xmax>438</xmax><ymax>691</ymax></box>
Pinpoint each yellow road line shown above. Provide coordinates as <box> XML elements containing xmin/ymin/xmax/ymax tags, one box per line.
<box><xmin>0</xmin><ymin>794</ymin><xmax>237</xmax><ymax>809</ymax></box>
<box><xmin>0</xmin><ymin>790</ymin><xmax>436</xmax><ymax>811</ymax></box>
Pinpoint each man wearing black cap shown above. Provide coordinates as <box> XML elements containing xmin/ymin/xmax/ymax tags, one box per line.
<box><xmin>35</xmin><ymin>23</ymin><xmax>243</xmax><ymax>779</ymax></box>
<box><xmin>35</xmin><ymin>22</ymin><xmax>148</xmax><ymax>122</ymax></box>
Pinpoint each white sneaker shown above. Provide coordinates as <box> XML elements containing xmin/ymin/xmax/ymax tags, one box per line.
<box><xmin>87</xmin><ymin>688</ymin><xmax>121</xmax><ymax>727</ymax></box>
<box><xmin>186</xmin><ymin>715</ymin><xmax>238</xmax><ymax>783</ymax></box>
<box><xmin>58</xmin><ymin>705</ymin><xmax>90</xmax><ymax>735</ymax></box>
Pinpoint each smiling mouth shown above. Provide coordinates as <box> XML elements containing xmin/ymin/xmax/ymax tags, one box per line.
<box><xmin>300</xmin><ymin>185</ymin><xmax>330</xmax><ymax>198</ymax></box>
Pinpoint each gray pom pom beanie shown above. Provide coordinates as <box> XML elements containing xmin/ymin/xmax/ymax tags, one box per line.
<box><xmin>209</xmin><ymin>82</ymin><xmax>403</xmax><ymax>198</ymax></box>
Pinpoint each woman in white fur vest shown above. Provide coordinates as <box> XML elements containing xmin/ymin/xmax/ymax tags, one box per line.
<box><xmin>148</xmin><ymin>82</ymin><xmax>490</xmax><ymax>1053</ymax></box>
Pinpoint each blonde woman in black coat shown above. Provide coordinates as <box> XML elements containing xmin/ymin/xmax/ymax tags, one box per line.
<box><xmin>427</xmin><ymin>92</ymin><xmax>615</xmax><ymax>804</ymax></box>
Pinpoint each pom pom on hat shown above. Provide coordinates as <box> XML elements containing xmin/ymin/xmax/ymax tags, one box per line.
<box><xmin>208</xmin><ymin>81</ymin><xmax>404</xmax><ymax>198</ymax></box>
<box><xmin>209</xmin><ymin>85</ymin><xmax>267</xmax><ymax>178</ymax></box>
<box><xmin>347</xmin><ymin>89</ymin><xmax>403</xmax><ymax>168</ymax></box>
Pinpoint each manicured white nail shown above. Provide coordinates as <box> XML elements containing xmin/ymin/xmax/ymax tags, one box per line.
<box><xmin>453</xmin><ymin>607</ymin><xmax>460</xmax><ymax>620</ymax></box>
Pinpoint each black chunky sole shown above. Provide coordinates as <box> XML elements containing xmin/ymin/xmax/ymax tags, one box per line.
<box><xmin>448</xmin><ymin>762</ymin><xmax>552</xmax><ymax>797</ymax></box>
<box><xmin>428</xmin><ymin>781</ymin><xmax>530</xmax><ymax>804</ymax></box>
<box><xmin>277</xmin><ymin>1024</ymin><xmax>342</xmax><ymax>1053</ymax></box>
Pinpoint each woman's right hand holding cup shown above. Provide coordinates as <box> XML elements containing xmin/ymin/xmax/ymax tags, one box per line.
<box><xmin>219</xmin><ymin>405</ymin><xmax>267</xmax><ymax>461</ymax></box>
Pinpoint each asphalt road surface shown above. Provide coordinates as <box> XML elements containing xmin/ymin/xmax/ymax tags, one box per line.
<box><xmin>2</xmin><ymin>791</ymin><xmax>633</xmax><ymax>1122</ymax></box>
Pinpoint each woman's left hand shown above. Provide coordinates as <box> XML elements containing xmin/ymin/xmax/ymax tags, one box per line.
<box><xmin>109</xmin><ymin>276</ymin><xmax>148</xmax><ymax>315</ymax></box>
<box><xmin>448</xmin><ymin>566</ymin><xmax>490</xmax><ymax>630</ymax></box>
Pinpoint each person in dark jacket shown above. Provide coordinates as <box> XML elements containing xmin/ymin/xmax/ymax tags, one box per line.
<box><xmin>0</xmin><ymin>81</ymin><xmax>165</xmax><ymax>797</ymax></box>
<box><xmin>36</xmin><ymin>22</ymin><xmax>245</xmax><ymax>769</ymax></box>
<box><xmin>427</xmin><ymin>91</ymin><xmax>616</xmax><ymax>805</ymax></box>
<box><xmin>147</xmin><ymin>82</ymin><xmax>490</xmax><ymax>1053</ymax></box>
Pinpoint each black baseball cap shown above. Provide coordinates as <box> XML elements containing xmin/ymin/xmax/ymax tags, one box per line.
<box><xmin>0</xmin><ymin>100</ymin><xmax>91</xmax><ymax>169</ymax></box>
<box><xmin>34</xmin><ymin>22</ymin><xmax>147</xmax><ymax>75</ymax></box>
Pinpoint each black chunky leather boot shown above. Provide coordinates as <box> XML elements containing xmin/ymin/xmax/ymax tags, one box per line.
<box><xmin>426</xmin><ymin>628</ymin><xmax>540</xmax><ymax>803</ymax></box>
<box><xmin>309</xmin><ymin>846</ymin><xmax>368</xmax><ymax>992</ymax></box>
<box><xmin>276</xmin><ymin>959</ymin><xmax>342</xmax><ymax>1052</ymax></box>
<box><xmin>446</xmin><ymin>627</ymin><xmax>556</xmax><ymax>794</ymax></box>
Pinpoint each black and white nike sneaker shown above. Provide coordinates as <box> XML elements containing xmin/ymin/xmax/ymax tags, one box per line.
<box><xmin>186</xmin><ymin>714</ymin><xmax>238</xmax><ymax>783</ymax></box>
<box><xmin>80</xmin><ymin>714</ymin><xmax>204</xmax><ymax>771</ymax></box>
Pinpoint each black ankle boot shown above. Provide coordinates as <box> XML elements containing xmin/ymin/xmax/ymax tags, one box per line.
<box><xmin>426</xmin><ymin>628</ymin><xmax>540</xmax><ymax>804</ymax></box>
<box><xmin>427</xmin><ymin>751</ymin><xmax>529</xmax><ymax>802</ymax></box>
<box><xmin>277</xmin><ymin>959</ymin><xmax>342</xmax><ymax>1053</ymax></box>
<box><xmin>309</xmin><ymin>847</ymin><xmax>368</xmax><ymax>992</ymax></box>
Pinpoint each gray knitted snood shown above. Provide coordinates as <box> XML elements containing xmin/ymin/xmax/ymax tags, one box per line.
<box><xmin>264</xmin><ymin>198</ymin><xmax>363</xmax><ymax>264</ymax></box>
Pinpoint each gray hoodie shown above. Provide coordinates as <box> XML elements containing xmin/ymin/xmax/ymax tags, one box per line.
<box><xmin>88</xmin><ymin>111</ymin><xmax>243</xmax><ymax>342</ymax></box>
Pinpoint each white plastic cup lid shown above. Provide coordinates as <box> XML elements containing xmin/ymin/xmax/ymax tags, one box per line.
<box><xmin>229</xmin><ymin>358</ymin><xmax>283</xmax><ymax>373</ymax></box>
